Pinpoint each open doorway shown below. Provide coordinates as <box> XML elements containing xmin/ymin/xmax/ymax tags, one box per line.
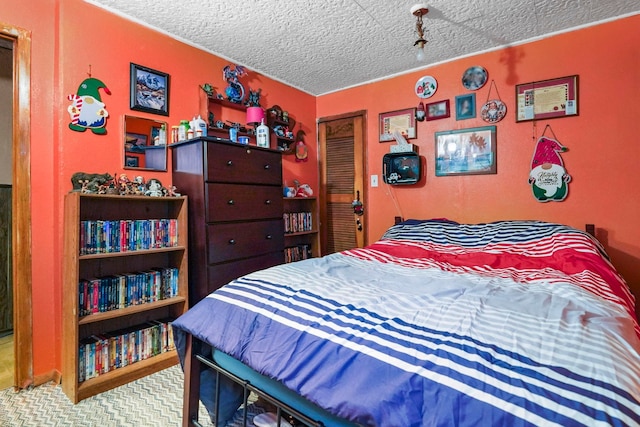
<box><xmin>0</xmin><ymin>33</ymin><xmax>14</xmax><ymax>391</ymax></box>
<box><xmin>1</xmin><ymin>22</ymin><xmax>33</xmax><ymax>390</ymax></box>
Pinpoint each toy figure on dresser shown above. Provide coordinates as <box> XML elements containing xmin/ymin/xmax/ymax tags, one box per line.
<box><xmin>222</xmin><ymin>64</ymin><xmax>247</xmax><ymax>104</ymax></box>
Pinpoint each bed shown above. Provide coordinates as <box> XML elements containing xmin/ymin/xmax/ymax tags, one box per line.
<box><xmin>172</xmin><ymin>219</ymin><xmax>640</xmax><ymax>427</ymax></box>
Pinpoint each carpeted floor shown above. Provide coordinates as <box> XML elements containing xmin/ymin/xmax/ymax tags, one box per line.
<box><xmin>0</xmin><ymin>364</ymin><xmax>265</xmax><ymax>427</ymax></box>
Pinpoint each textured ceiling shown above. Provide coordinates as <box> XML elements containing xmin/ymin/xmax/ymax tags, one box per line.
<box><xmin>86</xmin><ymin>0</ymin><xmax>639</xmax><ymax>96</ymax></box>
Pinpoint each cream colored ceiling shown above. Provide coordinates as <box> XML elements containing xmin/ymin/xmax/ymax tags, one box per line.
<box><xmin>86</xmin><ymin>0</ymin><xmax>639</xmax><ymax>96</ymax></box>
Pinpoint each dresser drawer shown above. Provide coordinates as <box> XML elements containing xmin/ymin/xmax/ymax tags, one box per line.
<box><xmin>207</xmin><ymin>220</ymin><xmax>284</xmax><ymax>264</ymax></box>
<box><xmin>206</xmin><ymin>143</ymin><xmax>282</xmax><ymax>184</ymax></box>
<box><xmin>206</xmin><ymin>183</ymin><xmax>283</xmax><ymax>222</ymax></box>
<box><xmin>206</xmin><ymin>251</ymin><xmax>285</xmax><ymax>294</ymax></box>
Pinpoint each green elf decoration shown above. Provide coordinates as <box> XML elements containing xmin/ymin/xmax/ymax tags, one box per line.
<box><xmin>528</xmin><ymin>136</ymin><xmax>571</xmax><ymax>202</ymax></box>
<box><xmin>67</xmin><ymin>77</ymin><xmax>111</xmax><ymax>134</ymax></box>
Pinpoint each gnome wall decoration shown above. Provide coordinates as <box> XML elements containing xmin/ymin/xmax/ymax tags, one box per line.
<box><xmin>67</xmin><ymin>77</ymin><xmax>111</xmax><ymax>134</ymax></box>
<box><xmin>528</xmin><ymin>136</ymin><xmax>571</xmax><ymax>202</ymax></box>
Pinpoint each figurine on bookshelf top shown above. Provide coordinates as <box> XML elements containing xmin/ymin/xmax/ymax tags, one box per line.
<box><xmin>70</xmin><ymin>171</ymin><xmax>113</xmax><ymax>193</ymax></box>
<box><xmin>70</xmin><ymin>171</ymin><xmax>180</xmax><ymax>197</ymax></box>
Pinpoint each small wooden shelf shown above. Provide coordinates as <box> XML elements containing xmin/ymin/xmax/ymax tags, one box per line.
<box><xmin>207</xmin><ymin>96</ymin><xmax>247</xmax><ymax>111</ymax></box>
<box><xmin>283</xmin><ymin>197</ymin><xmax>320</xmax><ymax>261</ymax></box>
<box><xmin>78</xmin><ymin>296</ymin><xmax>187</xmax><ymax>325</ymax></box>
<box><xmin>76</xmin><ymin>350</ymin><xmax>178</xmax><ymax>402</ymax></box>
<box><xmin>78</xmin><ymin>246</ymin><xmax>186</xmax><ymax>261</ymax></box>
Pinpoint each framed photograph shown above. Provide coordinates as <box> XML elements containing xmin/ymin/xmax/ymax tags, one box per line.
<box><xmin>125</xmin><ymin>155</ymin><xmax>140</xmax><ymax>168</ymax></box>
<box><xmin>130</xmin><ymin>63</ymin><xmax>170</xmax><ymax>116</ymax></box>
<box><xmin>425</xmin><ymin>100</ymin><xmax>450</xmax><ymax>121</ymax></box>
<box><xmin>515</xmin><ymin>75</ymin><xmax>578</xmax><ymax>122</ymax></box>
<box><xmin>455</xmin><ymin>93</ymin><xmax>476</xmax><ymax>120</ymax></box>
<box><xmin>435</xmin><ymin>126</ymin><xmax>497</xmax><ymax>176</ymax></box>
<box><xmin>379</xmin><ymin>108</ymin><xmax>416</xmax><ymax>142</ymax></box>
<box><xmin>125</xmin><ymin>132</ymin><xmax>148</xmax><ymax>153</ymax></box>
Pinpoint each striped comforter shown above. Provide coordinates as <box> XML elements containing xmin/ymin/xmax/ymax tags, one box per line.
<box><xmin>173</xmin><ymin>220</ymin><xmax>640</xmax><ymax>426</ymax></box>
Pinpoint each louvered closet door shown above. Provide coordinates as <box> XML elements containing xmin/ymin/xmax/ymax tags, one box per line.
<box><xmin>318</xmin><ymin>113</ymin><xmax>366</xmax><ymax>255</ymax></box>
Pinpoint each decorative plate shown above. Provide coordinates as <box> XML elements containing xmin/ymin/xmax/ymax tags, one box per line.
<box><xmin>480</xmin><ymin>99</ymin><xmax>507</xmax><ymax>123</ymax></box>
<box><xmin>462</xmin><ymin>66</ymin><xmax>488</xmax><ymax>90</ymax></box>
<box><xmin>415</xmin><ymin>76</ymin><xmax>438</xmax><ymax>99</ymax></box>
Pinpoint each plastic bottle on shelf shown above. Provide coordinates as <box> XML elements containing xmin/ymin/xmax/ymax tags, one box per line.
<box><xmin>194</xmin><ymin>115</ymin><xmax>207</xmax><ymax>137</ymax></box>
<box><xmin>178</xmin><ymin>120</ymin><xmax>189</xmax><ymax>141</ymax></box>
<box><xmin>256</xmin><ymin>118</ymin><xmax>269</xmax><ymax>148</ymax></box>
<box><xmin>229</xmin><ymin>125</ymin><xmax>238</xmax><ymax>142</ymax></box>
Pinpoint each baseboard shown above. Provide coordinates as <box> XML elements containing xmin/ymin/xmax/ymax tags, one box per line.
<box><xmin>33</xmin><ymin>369</ymin><xmax>62</xmax><ymax>387</ymax></box>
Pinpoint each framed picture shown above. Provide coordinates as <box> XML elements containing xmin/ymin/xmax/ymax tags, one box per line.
<box><xmin>515</xmin><ymin>75</ymin><xmax>578</xmax><ymax>122</ymax></box>
<box><xmin>130</xmin><ymin>63</ymin><xmax>170</xmax><ymax>116</ymax></box>
<box><xmin>379</xmin><ymin>108</ymin><xmax>416</xmax><ymax>142</ymax></box>
<box><xmin>435</xmin><ymin>126</ymin><xmax>497</xmax><ymax>176</ymax></box>
<box><xmin>425</xmin><ymin>100</ymin><xmax>450</xmax><ymax>121</ymax></box>
<box><xmin>125</xmin><ymin>132</ymin><xmax>148</xmax><ymax>153</ymax></box>
<box><xmin>455</xmin><ymin>93</ymin><xmax>476</xmax><ymax>120</ymax></box>
<box><xmin>125</xmin><ymin>155</ymin><xmax>140</xmax><ymax>168</ymax></box>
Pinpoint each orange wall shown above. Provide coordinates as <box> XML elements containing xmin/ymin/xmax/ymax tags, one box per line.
<box><xmin>3</xmin><ymin>0</ymin><xmax>317</xmax><ymax>379</ymax></box>
<box><xmin>3</xmin><ymin>0</ymin><xmax>639</xmax><ymax>381</ymax></box>
<box><xmin>318</xmin><ymin>14</ymin><xmax>640</xmax><ymax>317</ymax></box>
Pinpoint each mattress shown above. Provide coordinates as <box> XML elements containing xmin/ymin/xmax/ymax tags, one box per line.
<box><xmin>173</xmin><ymin>219</ymin><xmax>640</xmax><ymax>426</ymax></box>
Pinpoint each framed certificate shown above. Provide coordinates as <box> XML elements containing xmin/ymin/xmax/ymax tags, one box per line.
<box><xmin>379</xmin><ymin>108</ymin><xmax>417</xmax><ymax>142</ymax></box>
<box><xmin>515</xmin><ymin>75</ymin><xmax>578</xmax><ymax>122</ymax></box>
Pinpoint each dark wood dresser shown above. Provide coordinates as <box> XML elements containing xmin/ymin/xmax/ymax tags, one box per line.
<box><xmin>171</xmin><ymin>137</ymin><xmax>284</xmax><ymax>305</ymax></box>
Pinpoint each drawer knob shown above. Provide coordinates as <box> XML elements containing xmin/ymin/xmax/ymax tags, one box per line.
<box><xmin>227</xmin><ymin>160</ymin><xmax>233</xmax><ymax>166</ymax></box>
<box><xmin>265</xmin><ymin>199</ymin><xmax>271</xmax><ymax>205</ymax></box>
<box><xmin>265</xmin><ymin>235</ymin><xmax>272</xmax><ymax>240</ymax></box>
<box><xmin>264</xmin><ymin>164</ymin><xmax>270</xmax><ymax>170</ymax></box>
<box><xmin>227</xmin><ymin>199</ymin><xmax>235</xmax><ymax>205</ymax></box>
<box><xmin>228</xmin><ymin>239</ymin><xmax>236</xmax><ymax>245</ymax></box>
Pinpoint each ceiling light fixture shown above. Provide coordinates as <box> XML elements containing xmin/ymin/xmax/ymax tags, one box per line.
<box><xmin>411</xmin><ymin>4</ymin><xmax>429</xmax><ymax>62</ymax></box>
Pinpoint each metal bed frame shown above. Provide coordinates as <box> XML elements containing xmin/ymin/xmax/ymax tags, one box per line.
<box><xmin>182</xmin><ymin>333</ymin><xmax>324</xmax><ymax>427</ymax></box>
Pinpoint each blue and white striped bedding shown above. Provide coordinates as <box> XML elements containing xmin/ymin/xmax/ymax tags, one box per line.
<box><xmin>173</xmin><ymin>219</ymin><xmax>640</xmax><ymax>426</ymax></box>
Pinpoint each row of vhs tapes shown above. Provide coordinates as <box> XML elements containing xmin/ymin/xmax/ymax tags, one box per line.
<box><xmin>79</xmin><ymin>218</ymin><xmax>178</xmax><ymax>255</ymax></box>
<box><xmin>284</xmin><ymin>212</ymin><xmax>312</xmax><ymax>234</ymax></box>
<box><xmin>78</xmin><ymin>267</ymin><xmax>179</xmax><ymax>317</ymax></box>
<box><xmin>78</xmin><ymin>319</ymin><xmax>174</xmax><ymax>382</ymax></box>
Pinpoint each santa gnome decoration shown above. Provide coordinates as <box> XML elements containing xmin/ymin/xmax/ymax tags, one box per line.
<box><xmin>67</xmin><ymin>77</ymin><xmax>111</xmax><ymax>134</ymax></box>
<box><xmin>528</xmin><ymin>136</ymin><xmax>571</xmax><ymax>202</ymax></box>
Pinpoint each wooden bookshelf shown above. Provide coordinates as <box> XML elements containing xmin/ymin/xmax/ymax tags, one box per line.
<box><xmin>283</xmin><ymin>196</ymin><xmax>320</xmax><ymax>262</ymax></box>
<box><xmin>62</xmin><ymin>193</ymin><xmax>188</xmax><ymax>403</ymax></box>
